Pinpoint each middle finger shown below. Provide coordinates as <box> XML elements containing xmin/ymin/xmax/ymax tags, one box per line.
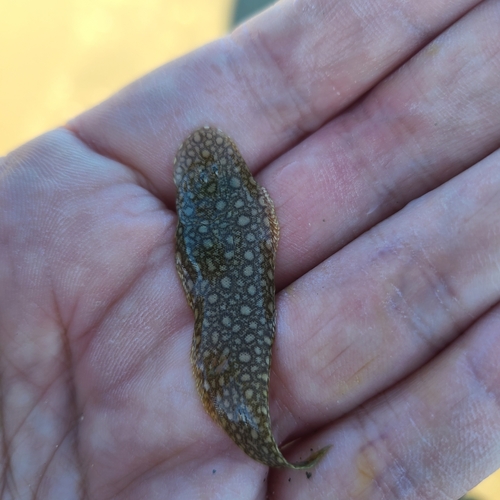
<box><xmin>269</xmin><ymin>143</ymin><xmax>500</xmax><ymax>442</ymax></box>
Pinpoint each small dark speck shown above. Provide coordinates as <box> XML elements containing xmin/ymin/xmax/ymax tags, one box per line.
<box><xmin>306</xmin><ymin>472</ymin><xmax>312</xmax><ymax>479</ymax></box>
<box><xmin>322</xmin><ymin>219</ymin><xmax>325</xmax><ymax>222</ymax></box>
<box><xmin>212</xmin><ymin>469</ymin><xmax>216</xmax><ymax>474</ymax></box>
<box><xmin>288</xmin><ymin>478</ymin><xmax>291</xmax><ymax>482</ymax></box>
<box><xmin>310</xmin><ymin>448</ymin><xmax>313</xmax><ymax>452</ymax></box>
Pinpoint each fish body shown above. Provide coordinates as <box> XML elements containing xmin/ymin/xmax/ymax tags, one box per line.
<box><xmin>174</xmin><ymin>126</ymin><xmax>328</xmax><ymax>468</ymax></box>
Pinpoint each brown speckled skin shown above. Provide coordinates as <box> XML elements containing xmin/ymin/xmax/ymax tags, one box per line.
<box><xmin>174</xmin><ymin>126</ymin><xmax>329</xmax><ymax>468</ymax></box>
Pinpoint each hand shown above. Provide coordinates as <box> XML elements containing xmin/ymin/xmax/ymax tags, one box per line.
<box><xmin>1</xmin><ymin>0</ymin><xmax>499</xmax><ymax>498</ymax></box>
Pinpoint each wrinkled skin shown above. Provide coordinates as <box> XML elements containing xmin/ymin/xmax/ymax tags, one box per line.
<box><xmin>1</xmin><ymin>0</ymin><xmax>500</xmax><ymax>498</ymax></box>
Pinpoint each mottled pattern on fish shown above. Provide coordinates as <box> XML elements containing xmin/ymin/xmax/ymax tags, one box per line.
<box><xmin>174</xmin><ymin>126</ymin><xmax>329</xmax><ymax>468</ymax></box>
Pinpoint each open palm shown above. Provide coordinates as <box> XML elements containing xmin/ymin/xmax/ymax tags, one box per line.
<box><xmin>2</xmin><ymin>1</ymin><xmax>500</xmax><ymax>498</ymax></box>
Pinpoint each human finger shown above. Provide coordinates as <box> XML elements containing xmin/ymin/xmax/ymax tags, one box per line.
<box><xmin>266</xmin><ymin>146</ymin><xmax>500</xmax><ymax>447</ymax></box>
<box><xmin>68</xmin><ymin>0</ymin><xmax>479</xmax><ymax>204</ymax></box>
<box><xmin>256</xmin><ymin>0</ymin><xmax>500</xmax><ymax>286</ymax></box>
<box><xmin>268</xmin><ymin>304</ymin><xmax>500</xmax><ymax>499</ymax></box>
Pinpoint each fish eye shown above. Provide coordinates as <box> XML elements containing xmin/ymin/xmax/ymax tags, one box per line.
<box><xmin>199</xmin><ymin>170</ymin><xmax>209</xmax><ymax>183</ymax></box>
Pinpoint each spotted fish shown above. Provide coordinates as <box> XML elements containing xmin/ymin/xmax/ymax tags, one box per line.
<box><xmin>174</xmin><ymin>126</ymin><xmax>329</xmax><ymax>468</ymax></box>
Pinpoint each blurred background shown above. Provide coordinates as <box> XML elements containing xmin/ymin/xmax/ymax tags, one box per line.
<box><xmin>0</xmin><ymin>0</ymin><xmax>273</xmax><ymax>155</ymax></box>
<box><xmin>0</xmin><ymin>1</ymin><xmax>498</xmax><ymax>497</ymax></box>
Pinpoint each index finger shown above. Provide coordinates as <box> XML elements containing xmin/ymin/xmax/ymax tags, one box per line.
<box><xmin>68</xmin><ymin>0</ymin><xmax>478</xmax><ymax>205</ymax></box>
